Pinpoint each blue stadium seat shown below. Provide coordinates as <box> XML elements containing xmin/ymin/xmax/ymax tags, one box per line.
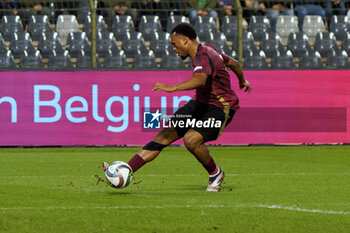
<box><xmin>0</xmin><ymin>15</ymin><xmax>24</xmax><ymax>41</ymax></box>
<box><xmin>77</xmin><ymin>1</ymin><xmax>91</xmax><ymax>24</ymax></box>
<box><xmin>112</xmin><ymin>15</ymin><xmax>136</xmax><ymax>40</ymax></box>
<box><xmin>330</xmin><ymin>15</ymin><xmax>349</xmax><ymax>42</ymax></box>
<box><xmin>10</xmin><ymin>32</ymin><xmax>36</xmax><ymax>59</ymax></box>
<box><xmin>244</xmin><ymin>51</ymin><xmax>268</xmax><ymax>69</ymax></box>
<box><xmin>299</xmin><ymin>51</ymin><xmax>323</xmax><ymax>69</ymax></box>
<box><xmin>287</xmin><ymin>32</ymin><xmax>312</xmax><ymax>58</ymax></box>
<box><xmin>66</xmin><ymin>32</ymin><xmax>91</xmax><ymax>58</ymax></box>
<box><xmin>0</xmin><ymin>33</ymin><xmax>7</xmax><ymax>54</ymax></box>
<box><xmin>260</xmin><ymin>32</ymin><xmax>285</xmax><ymax>58</ymax></box>
<box><xmin>167</xmin><ymin>15</ymin><xmax>188</xmax><ymax>32</ymax></box>
<box><xmin>49</xmin><ymin>50</ymin><xmax>74</xmax><ymax>69</ymax></box>
<box><xmin>221</xmin><ymin>15</ymin><xmax>238</xmax><ymax>41</ymax></box>
<box><xmin>77</xmin><ymin>51</ymin><xmax>101</xmax><ymax>69</ymax></box>
<box><xmin>20</xmin><ymin>50</ymin><xmax>44</xmax><ymax>68</ymax></box>
<box><xmin>314</xmin><ymin>32</ymin><xmax>338</xmax><ymax>58</ymax></box>
<box><xmin>150</xmin><ymin>32</ymin><xmax>171</xmax><ymax>58</ymax></box>
<box><xmin>161</xmin><ymin>51</ymin><xmax>187</xmax><ymax>70</ymax></box>
<box><xmin>195</xmin><ymin>15</ymin><xmax>218</xmax><ymax>42</ymax></box>
<box><xmin>271</xmin><ymin>51</ymin><xmax>295</xmax><ymax>68</ymax></box>
<box><xmin>248</xmin><ymin>16</ymin><xmax>271</xmax><ymax>41</ymax></box>
<box><xmin>139</xmin><ymin>15</ymin><xmax>163</xmax><ymax>41</ymax></box>
<box><xmin>104</xmin><ymin>50</ymin><xmax>129</xmax><ymax>69</ymax></box>
<box><xmin>96</xmin><ymin>31</ymin><xmax>120</xmax><ymax>58</ymax></box>
<box><xmin>133</xmin><ymin>50</ymin><xmax>157</xmax><ymax>70</ymax></box>
<box><xmin>83</xmin><ymin>15</ymin><xmax>109</xmax><ymax>39</ymax></box>
<box><xmin>0</xmin><ymin>50</ymin><xmax>16</xmax><ymax>69</ymax></box>
<box><xmin>28</xmin><ymin>15</ymin><xmax>52</xmax><ymax>41</ymax></box>
<box><xmin>122</xmin><ymin>32</ymin><xmax>148</xmax><ymax>58</ymax></box>
<box><xmin>341</xmin><ymin>32</ymin><xmax>350</xmax><ymax>55</ymax></box>
<box><xmin>327</xmin><ymin>50</ymin><xmax>350</xmax><ymax>68</ymax></box>
<box><xmin>38</xmin><ymin>32</ymin><xmax>65</xmax><ymax>58</ymax></box>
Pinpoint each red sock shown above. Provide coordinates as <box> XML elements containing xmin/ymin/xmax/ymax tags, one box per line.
<box><xmin>203</xmin><ymin>157</ymin><xmax>218</xmax><ymax>175</ymax></box>
<box><xmin>128</xmin><ymin>154</ymin><xmax>146</xmax><ymax>173</ymax></box>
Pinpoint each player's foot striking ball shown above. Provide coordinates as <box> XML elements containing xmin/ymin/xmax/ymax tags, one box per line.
<box><xmin>103</xmin><ymin>23</ymin><xmax>252</xmax><ymax>191</ymax></box>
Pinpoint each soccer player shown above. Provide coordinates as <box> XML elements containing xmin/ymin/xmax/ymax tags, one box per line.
<box><xmin>103</xmin><ymin>23</ymin><xmax>252</xmax><ymax>192</ymax></box>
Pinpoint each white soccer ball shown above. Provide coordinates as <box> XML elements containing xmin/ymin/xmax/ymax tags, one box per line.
<box><xmin>105</xmin><ymin>161</ymin><xmax>133</xmax><ymax>188</ymax></box>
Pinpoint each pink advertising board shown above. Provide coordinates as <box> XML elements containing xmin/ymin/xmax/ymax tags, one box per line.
<box><xmin>0</xmin><ymin>70</ymin><xmax>349</xmax><ymax>146</ymax></box>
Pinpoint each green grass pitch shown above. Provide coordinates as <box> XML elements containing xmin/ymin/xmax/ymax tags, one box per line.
<box><xmin>1</xmin><ymin>146</ymin><xmax>350</xmax><ymax>233</ymax></box>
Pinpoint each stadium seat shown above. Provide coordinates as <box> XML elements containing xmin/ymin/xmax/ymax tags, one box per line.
<box><xmin>248</xmin><ymin>16</ymin><xmax>271</xmax><ymax>41</ymax></box>
<box><xmin>112</xmin><ymin>15</ymin><xmax>136</xmax><ymax>40</ymax></box>
<box><xmin>271</xmin><ymin>51</ymin><xmax>295</xmax><ymax>68</ymax></box>
<box><xmin>195</xmin><ymin>15</ymin><xmax>217</xmax><ymax>31</ymax></box>
<box><xmin>0</xmin><ymin>33</ymin><xmax>7</xmax><ymax>54</ymax></box>
<box><xmin>221</xmin><ymin>15</ymin><xmax>238</xmax><ymax>41</ymax></box>
<box><xmin>77</xmin><ymin>51</ymin><xmax>101</xmax><ymax>69</ymax></box>
<box><xmin>83</xmin><ymin>15</ymin><xmax>109</xmax><ymax>40</ymax></box>
<box><xmin>66</xmin><ymin>32</ymin><xmax>91</xmax><ymax>58</ymax></box>
<box><xmin>28</xmin><ymin>15</ymin><xmax>52</xmax><ymax>41</ymax></box>
<box><xmin>161</xmin><ymin>51</ymin><xmax>187</xmax><ymax>70</ymax></box>
<box><xmin>0</xmin><ymin>50</ymin><xmax>16</xmax><ymax>69</ymax></box>
<box><xmin>314</xmin><ymin>32</ymin><xmax>338</xmax><ymax>58</ymax></box>
<box><xmin>276</xmin><ymin>15</ymin><xmax>299</xmax><ymax>45</ymax></box>
<box><xmin>48</xmin><ymin>50</ymin><xmax>74</xmax><ymax>69</ymax></box>
<box><xmin>103</xmin><ymin>50</ymin><xmax>129</xmax><ymax>69</ymax></box>
<box><xmin>341</xmin><ymin>32</ymin><xmax>350</xmax><ymax>55</ymax></box>
<box><xmin>195</xmin><ymin>16</ymin><xmax>218</xmax><ymax>42</ymax></box>
<box><xmin>150</xmin><ymin>32</ymin><xmax>171</xmax><ymax>58</ymax></box>
<box><xmin>96</xmin><ymin>31</ymin><xmax>120</xmax><ymax>58</ymax></box>
<box><xmin>302</xmin><ymin>15</ymin><xmax>326</xmax><ymax>44</ymax></box>
<box><xmin>0</xmin><ymin>15</ymin><xmax>24</xmax><ymax>41</ymax></box>
<box><xmin>166</xmin><ymin>15</ymin><xmax>188</xmax><ymax>32</ymax></box>
<box><xmin>299</xmin><ymin>51</ymin><xmax>323</xmax><ymax>69</ymax></box>
<box><xmin>38</xmin><ymin>32</ymin><xmax>65</xmax><ymax>59</ymax></box>
<box><xmin>9</xmin><ymin>32</ymin><xmax>36</xmax><ymax>59</ymax></box>
<box><xmin>56</xmin><ymin>15</ymin><xmax>80</xmax><ymax>45</ymax></box>
<box><xmin>260</xmin><ymin>32</ymin><xmax>285</xmax><ymax>58</ymax></box>
<box><xmin>77</xmin><ymin>0</ymin><xmax>91</xmax><ymax>24</ymax></box>
<box><xmin>20</xmin><ymin>50</ymin><xmax>44</xmax><ymax>68</ymax></box>
<box><xmin>330</xmin><ymin>15</ymin><xmax>349</xmax><ymax>42</ymax></box>
<box><xmin>122</xmin><ymin>32</ymin><xmax>148</xmax><ymax>58</ymax></box>
<box><xmin>133</xmin><ymin>50</ymin><xmax>157</xmax><ymax>70</ymax></box>
<box><xmin>232</xmin><ymin>31</ymin><xmax>259</xmax><ymax>58</ymax></box>
<box><xmin>209</xmin><ymin>38</ymin><xmax>232</xmax><ymax>56</ymax></box>
<box><xmin>139</xmin><ymin>15</ymin><xmax>163</xmax><ymax>41</ymax></box>
<box><xmin>244</xmin><ymin>51</ymin><xmax>268</xmax><ymax>69</ymax></box>
<box><xmin>287</xmin><ymin>32</ymin><xmax>312</xmax><ymax>58</ymax></box>
<box><xmin>327</xmin><ymin>50</ymin><xmax>350</xmax><ymax>68</ymax></box>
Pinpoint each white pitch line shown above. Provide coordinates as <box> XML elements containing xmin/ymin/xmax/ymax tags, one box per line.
<box><xmin>0</xmin><ymin>203</ymin><xmax>349</xmax><ymax>215</ymax></box>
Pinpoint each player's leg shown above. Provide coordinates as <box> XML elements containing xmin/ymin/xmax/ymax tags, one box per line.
<box><xmin>127</xmin><ymin>127</ymin><xmax>179</xmax><ymax>173</ymax></box>
<box><xmin>183</xmin><ymin>130</ymin><xmax>225</xmax><ymax>192</ymax></box>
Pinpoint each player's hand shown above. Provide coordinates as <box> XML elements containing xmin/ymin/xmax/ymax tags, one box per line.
<box><xmin>152</xmin><ymin>83</ymin><xmax>176</xmax><ymax>93</ymax></box>
<box><xmin>239</xmin><ymin>80</ymin><xmax>252</xmax><ymax>94</ymax></box>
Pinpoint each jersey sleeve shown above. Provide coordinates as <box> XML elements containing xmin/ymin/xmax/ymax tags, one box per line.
<box><xmin>220</xmin><ymin>51</ymin><xmax>231</xmax><ymax>65</ymax></box>
<box><xmin>193</xmin><ymin>53</ymin><xmax>213</xmax><ymax>76</ymax></box>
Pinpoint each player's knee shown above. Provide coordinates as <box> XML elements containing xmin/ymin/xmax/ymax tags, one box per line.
<box><xmin>183</xmin><ymin>133</ymin><xmax>202</xmax><ymax>151</ymax></box>
<box><xmin>153</xmin><ymin>129</ymin><xmax>177</xmax><ymax>145</ymax></box>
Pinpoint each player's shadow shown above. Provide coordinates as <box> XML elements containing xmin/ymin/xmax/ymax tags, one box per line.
<box><xmin>107</xmin><ymin>192</ymin><xmax>132</xmax><ymax>195</ymax></box>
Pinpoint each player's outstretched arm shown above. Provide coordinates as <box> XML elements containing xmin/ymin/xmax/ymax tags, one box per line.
<box><xmin>152</xmin><ymin>72</ymin><xmax>208</xmax><ymax>93</ymax></box>
<box><xmin>226</xmin><ymin>58</ymin><xmax>252</xmax><ymax>93</ymax></box>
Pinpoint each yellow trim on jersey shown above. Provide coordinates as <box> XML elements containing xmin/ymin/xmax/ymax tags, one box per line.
<box><xmin>213</xmin><ymin>90</ymin><xmax>231</xmax><ymax>137</ymax></box>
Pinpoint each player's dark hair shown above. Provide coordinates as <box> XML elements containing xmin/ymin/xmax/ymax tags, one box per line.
<box><xmin>171</xmin><ymin>23</ymin><xmax>197</xmax><ymax>40</ymax></box>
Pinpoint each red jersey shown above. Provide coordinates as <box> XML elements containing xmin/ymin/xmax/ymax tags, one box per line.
<box><xmin>192</xmin><ymin>44</ymin><xmax>239</xmax><ymax>111</ymax></box>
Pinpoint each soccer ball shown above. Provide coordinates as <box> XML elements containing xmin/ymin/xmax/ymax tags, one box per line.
<box><xmin>105</xmin><ymin>161</ymin><xmax>133</xmax><ymax>188</ymax></box>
